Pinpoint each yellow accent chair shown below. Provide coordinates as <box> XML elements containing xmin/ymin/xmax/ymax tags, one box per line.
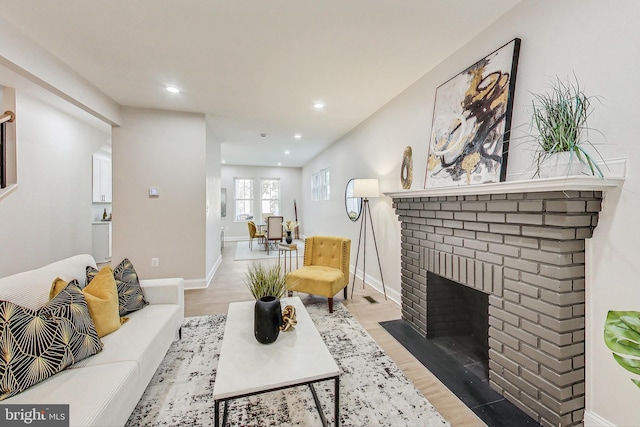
<box><xmin>286</xmin><ymin>236</ymin><xmax>351</xmax><ymax>313</ymax></box>
<box><xmin>247</xmin><ymin>221</ymin><xmax>265</xmax><ymax>250</ymax></box>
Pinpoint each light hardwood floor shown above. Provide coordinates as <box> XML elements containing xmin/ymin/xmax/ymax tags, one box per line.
<box><xmin>184</xmin><ymin>241</ymin><xmax>486</xmax><ymax>427</ymax></box>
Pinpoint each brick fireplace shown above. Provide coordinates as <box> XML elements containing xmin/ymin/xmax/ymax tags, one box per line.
<box><xmin>387</xmin><ymin>177</ymin><xmax>621</xmax><ymax>427</ymax></box>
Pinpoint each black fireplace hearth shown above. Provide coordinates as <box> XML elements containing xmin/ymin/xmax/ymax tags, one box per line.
<box><xmin>381</xmin><ymin>319</ymin><xmax>539</xmax><ymax>427</ymax></box>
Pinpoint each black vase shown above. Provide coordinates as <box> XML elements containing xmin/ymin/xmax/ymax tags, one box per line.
<box><xmin>254</xmin><ymin>296</ymin><xmax>282</xmax><ymax>344</ymax></box>
<box><xmin>285</xmin><ymin>230</ymin><xmax>293</xmax><ymax>244</ymax></box>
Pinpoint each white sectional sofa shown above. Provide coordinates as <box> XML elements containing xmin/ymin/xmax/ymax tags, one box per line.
<box><xmin>0</xmin><ymin>254</ymin><xmax>184</xmax><ymax>427</ymax></box>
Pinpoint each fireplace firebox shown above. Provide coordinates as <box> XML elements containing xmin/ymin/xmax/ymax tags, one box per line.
<box><xmin>426</xmin><ymin>271</ymin><xmax>489</xmax><ymax>378</ymax></box>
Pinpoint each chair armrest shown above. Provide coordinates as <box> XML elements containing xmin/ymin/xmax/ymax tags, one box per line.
<box><xmin>140</xmin><ymin>278</ymin><xmax>184</xmax><ymax>307</ymax></box>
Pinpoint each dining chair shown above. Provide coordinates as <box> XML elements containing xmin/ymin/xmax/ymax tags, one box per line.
<box><xmin>247</xmin><ymin>221</ymin><xmax>265</xmax><ymax>250</ymax></box>
<box><xmin>265</xmin><ymin>216</ymin><xmax>283</xmax><ymax>254</ymax></box>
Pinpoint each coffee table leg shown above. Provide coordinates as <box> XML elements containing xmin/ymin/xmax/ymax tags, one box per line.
<box><xmin>335</xmin><ymin>376</ymin><xmax>340</xmax><ymax>427</ymax></box>
<box><xmin>309</xmin><ymin>383</ymin><xmax>328</xmax><ymax>427</ymax></box>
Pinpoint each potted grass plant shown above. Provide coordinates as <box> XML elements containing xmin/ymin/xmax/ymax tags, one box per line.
<box><xmin>243</xmin><ymin>263</ymin><xmax>287</xmax><ymax>344</ymax></box>
<box><xmin>531</xmin><ymin>75</ymin><xmax>605</xmax><ymax>178</ymax></box>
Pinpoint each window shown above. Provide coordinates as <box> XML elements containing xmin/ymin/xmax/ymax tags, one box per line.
<box><xmin>260</xmin><ymin>178</ymin><xmax>280</xmax><ymax>217</ymax></box>
<box><xmin>311</xmin><ymin>168</ymin><xmax>330</xmax><ymax>201</ymax></box>
<box><xmin>234</xmin><ymin>178</ymin><xmax>254</xmax><ymax>221</ymax></box>
<box><xmin>311</xmin><ymin>172</ymin><xmax>321</xmax><ymax>201</ymax></box>
<box><xmin>320</xmin><ymin>168</ymin><xmax>330</xmax><ymax>200</ymax></box>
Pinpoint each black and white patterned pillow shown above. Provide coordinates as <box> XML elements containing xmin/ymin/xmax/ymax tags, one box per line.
<box><xmin>0</xmin><ymin>281</ymin><xmax>103</xmax><ymax>400</ymax></box>
<box><xmin>87</xmin><ymin>258</ymin><xmax>148</xmax><ymax>316</ymax></box>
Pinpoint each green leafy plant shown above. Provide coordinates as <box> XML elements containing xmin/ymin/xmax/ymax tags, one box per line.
<box><xmin>243</xmin><ymin>262</ymin><xmax>287</xmax><ymax>300</ymax></box>
<box><xmin>604</xmin><ymin>310</ymin><xmax>640</xmax><ymax>388</ymax></box>
<box><xmin>532</xmin><ymin>75</ymin><xmax>604</xmax><ymax>177</ymax></box>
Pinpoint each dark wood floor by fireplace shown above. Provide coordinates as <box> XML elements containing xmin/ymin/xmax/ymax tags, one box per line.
<box><xmin>381</xmin><ymin>319</ymin><xmax>540</xmax><ymax>427</ymax></box>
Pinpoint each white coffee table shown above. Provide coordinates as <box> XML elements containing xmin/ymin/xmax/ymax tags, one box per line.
<box><xmin>213</xmin><ymin>296</ymin><xmax>340</xmax><ymax>426</ymax></box>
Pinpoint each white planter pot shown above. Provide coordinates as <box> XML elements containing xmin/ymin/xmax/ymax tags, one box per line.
<box><xmin>537</xmin><ymin>151</ymin><xmax>591</xmax><ymax>178</ymax></box>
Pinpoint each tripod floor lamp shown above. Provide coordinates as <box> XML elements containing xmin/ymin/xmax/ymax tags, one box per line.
<box><xmin>350</xmin><ymin>178</ymin><xmax>387</xmax><ymax>300</ymax></box>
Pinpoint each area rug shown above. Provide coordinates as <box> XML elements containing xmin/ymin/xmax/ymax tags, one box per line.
<box><xmin>126</xmin><ymin>301</ymin><xmax>449</xmax><ymax>426</ymax></box>
<box><xmin>234</xmin><ymin>240</ymin><xmax>304</xmax><ymax>261</ymax></box>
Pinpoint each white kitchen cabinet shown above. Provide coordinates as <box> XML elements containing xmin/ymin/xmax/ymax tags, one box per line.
<box><xmin>92</xmin><ymin>153</ymin><xmax>112</xmax><ymax>203</ymax></box>
<box><xmin>92</xmin><ymin>221</ymin><xmax>112</xmax><ymax>263</ymax></box>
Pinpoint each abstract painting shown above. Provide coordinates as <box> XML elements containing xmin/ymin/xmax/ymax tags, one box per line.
<box><xmin>425</xmin><ymin>38</ymin><xmax>521</xmax><ymax>188</ymax></box>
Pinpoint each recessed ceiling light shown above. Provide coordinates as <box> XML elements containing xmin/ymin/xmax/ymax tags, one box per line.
<box><xmin>294</xmin><ymin>134</ymin><xmax>302</xmax><ymax>139</ymax></box>
<box><xmin>313</xmin><ymin>102</ymin><xmax>325</xmax><ymax>110</ymax></box>
<box><xmin>166</xmin><ymin>86</ymin><xmax>180</xmax><ymax>93</ymax></box>
<box><xmin>284</xmin><ymin>150</ymin><xmax>290</xmax><ymax>155</ymax></box>
<box><xmin>221</xmin><ymin>160</ymin><xmax>226</xmax><ymax>164</ymax></box>
<box><xmin>277</xmin><ymin>162</ymin><xmax>282</xmax><ymax>166</ymax></box>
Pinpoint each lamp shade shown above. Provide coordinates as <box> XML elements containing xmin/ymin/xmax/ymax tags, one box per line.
<box><xmin>353</xmin><ymin>178</ymin><xmax>380</xmax><ymax>198</ymax></box>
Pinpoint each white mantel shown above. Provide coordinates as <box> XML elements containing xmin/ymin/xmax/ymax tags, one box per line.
<box><xmin>384</xmin><ymin>176</ymin><xmax>624</xmax><ymax>199</ymax></box>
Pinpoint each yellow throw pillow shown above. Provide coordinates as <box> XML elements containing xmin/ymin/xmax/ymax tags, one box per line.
<box><xmin>51</xmin><ymin>266</ymin><xmax>122</xmax><ymax>337</ymax></box>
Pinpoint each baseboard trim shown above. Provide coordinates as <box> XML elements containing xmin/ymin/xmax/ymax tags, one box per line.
<box><xmin>183</xmin><ymin>255</ymin><xmax>222</xmax><ymax>290</ymax></box>
<box><xmin>349</xmin><ymin>265</ymin><xmax>401</xmax><ymax>305</ymax></box>
<box><xmin>183</xmin><ymin>278</ymin><xmax>206</xmax><ymax>290</ymax></box>
<box><xmin>584</xmin><ymin>410</ymin><xmax>614</xmax><ymax>427</ymax></box>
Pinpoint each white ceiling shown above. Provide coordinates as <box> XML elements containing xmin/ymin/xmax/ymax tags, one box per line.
<box><xmin>0</xmin><ymin>0</ymin><xmax>521</xmax><ymax>167</ymax></box>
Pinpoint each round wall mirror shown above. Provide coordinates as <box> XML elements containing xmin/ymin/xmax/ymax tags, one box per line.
<box><xmin>345</xmin><ymin>179</ymin><xmax>362</xmax><ymax>221</ymax></box>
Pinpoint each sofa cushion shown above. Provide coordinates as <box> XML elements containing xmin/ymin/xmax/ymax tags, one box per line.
<box><xmin>52</xmin><ymin>269</ymin><xmax>122</xmax><ymax>338</ymax></box>
<box><xmin>68</xmin><ymin>304</ymin><xmax>182</xmax><ymax>422</ymax></box>
<box><xmin>0</xmin><ymin>254</ymin><xmax>97</xmax><ymax>311</ymax></box>
<box><xmin>0</xmin><ymin>282</ymin><xmax>103</xmax><ymax>400</ymax></box>
<box><xmin>5</xmin><ymin>360</ymin><xmax>139</xmax><ymax>427</ymax></box>
<box><xmin>87</xmin><ymin>258</ymin><xmax>148</xmax><ymax>316</ymax></box>
<box><xmin>70</xmin><ymin>304</ymin><xmax>180</xmax><ymax>374</ymax></box>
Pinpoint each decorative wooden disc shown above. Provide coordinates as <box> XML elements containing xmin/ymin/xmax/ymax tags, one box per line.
<box><xmin>400</xmin><ymin>146</ymin><xmax>413</xmax><ymax>189</ymax></box>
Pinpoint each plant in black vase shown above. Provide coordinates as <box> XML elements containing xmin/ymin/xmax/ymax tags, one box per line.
<box><xmin>283</xmin><ymin>220</ymin><xmax>300</xmax><ymax>244</ymax></box>
<box><xmin>243</xmin><ymin>262</ymin><xmax>287</xmax><ymax>344</ymax></box>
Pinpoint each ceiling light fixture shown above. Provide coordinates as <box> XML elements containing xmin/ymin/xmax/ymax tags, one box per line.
<box><xmin>277</xmin><ymin>162</ymin><xmax>282</xmax><ymax>166</ymax></box>
<box><xmin>294</xmin><ymin>134</ymin><xmax>302</xmax><ymax>140</ymax></box>
<box><xmin>284</xmin><ymin>150</ymin><xmax>290</xmax><ymax>155</ymax></box>
<box><xmin>166</xmin><ymin>86</ymin><xmax>180</xmax><ymax>93</ymax></box>
<box><xmin>313</xmin><ymin>102</ymin><xmax>325</xmax><ymax>110</ymax></box>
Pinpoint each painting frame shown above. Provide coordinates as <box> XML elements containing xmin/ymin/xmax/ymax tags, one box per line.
<box><xmin>424</xmin><ymin>38</ymin><xmax>521</xmax><ymax>189</ymax></box>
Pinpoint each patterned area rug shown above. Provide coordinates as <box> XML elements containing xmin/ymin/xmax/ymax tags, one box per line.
<box><xmin>234</xmin><ymin>240</ymin><xmax>304</xmax><ymax>261</ymax></box>
<box><xmin>126</xmin><ymin>301</ymin><xmax>449</xmax><ymax>426</ymax></box>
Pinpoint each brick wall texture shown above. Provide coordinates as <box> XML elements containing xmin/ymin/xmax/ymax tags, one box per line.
<box><xmin>393</xmin><ymin>190</ymin><xmax>602</xmax><ymax>427</ymax></box>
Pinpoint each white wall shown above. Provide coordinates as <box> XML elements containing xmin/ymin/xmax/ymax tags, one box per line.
<box><xmin>112</xmin><ymin>107</ymin><xmax>213</xmax><ymax>287</ymax></box>
<box><xmin>221</xmin><ymin>165</ymin><xmax>302</xmax><ymax>241</ymax></box>
<box><xmin>205</xmin><ymin>119</ymin><xmax>222</xmax><ymax>283</ymax></box>
<box><xmin>0</xmin><ymin>15</ymin><xmax>121</xmax><ymax>126</ymax></box>
<box><xmin>0</xmin><ymin>90</ymin><xmax>110</xmax><ymax>276</ymax></box>
<box><xmin>303</xmin><ymin>1</ymin><xmax>638</xmax><ymax>425</ymax></box>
